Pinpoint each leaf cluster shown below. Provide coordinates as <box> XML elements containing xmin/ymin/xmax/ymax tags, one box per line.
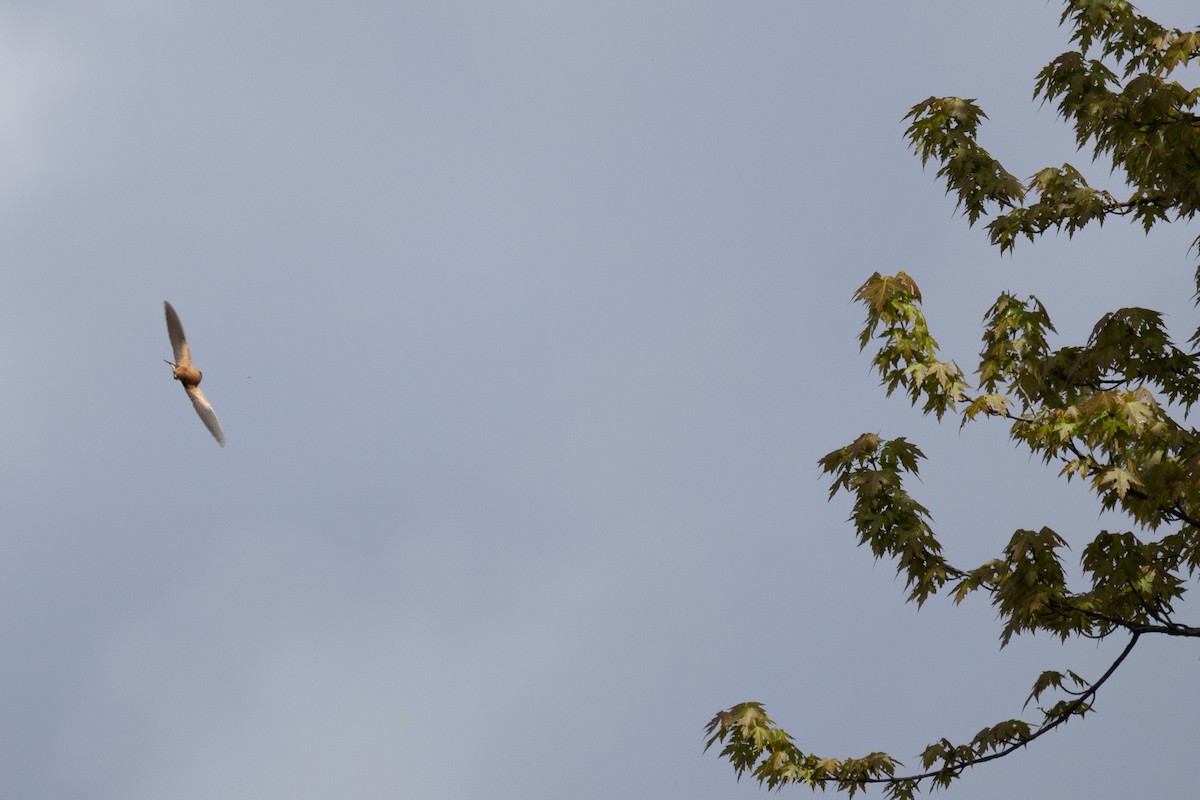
<box><xmin>904</xmin><ymin>0</ymin><xmax>1200</xmax><ymax>262</ymax></box>
<box><xmin>709</xmin><ymin>2</ymin><xmax>1200</xmax><ymax>794</ymax></box>
<box><xmin>720</xmin><ymin>271</ymin><xmax>1200</xmax><ymax>795</ymax></box>
<box><xmin>704</xmin><ymin>703</ymin><xmax>901</xmax><ymax>798</ymax></box>
<box><xmin>852</xmin><ymin>272</ymin><xmax>969</xmax><ymax>421</ymax></box>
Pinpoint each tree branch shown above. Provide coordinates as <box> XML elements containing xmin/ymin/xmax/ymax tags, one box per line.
<box><xmin>856</xmin><ymin>633</ymin><xmax>1140</xmax><ymax>787</ymax></box>
<box><xmin>1063</xmin><ymin>603</ymin><xmax>1200</xmax><ymax>637</ymax></box>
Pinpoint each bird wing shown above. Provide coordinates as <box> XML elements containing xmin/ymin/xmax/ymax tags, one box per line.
<box><xmin>185</xmin><ymin>384</ymin><xmax>225</xmax><ymax>446</ymax></box>
<box><xmin>163</xmin><ymin>301</ymin><xmax>191</xmax><ymax>367</ymax></box>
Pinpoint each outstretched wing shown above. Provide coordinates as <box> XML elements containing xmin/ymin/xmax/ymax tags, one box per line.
<box><xmin>163</xmin><ymin>301</ymin><xmax>191</xmax><ymax>367</ymax></box>
<box><xmin>185</xmin><ymin>384</ymin><xmax>225</xmax><ymax>447</ymax></box>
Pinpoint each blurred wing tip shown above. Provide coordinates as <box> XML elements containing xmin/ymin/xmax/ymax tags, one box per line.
<box><xmin>186</xmin><ymin>386</ymin><xmax>225</xmax><ymax>447</ymax></box>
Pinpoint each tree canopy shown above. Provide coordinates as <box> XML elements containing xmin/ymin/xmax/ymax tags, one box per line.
<box><xmin>705</xmin><ymin>2</ymin><xmax>1200</xmax><ymax>797</ymax></box>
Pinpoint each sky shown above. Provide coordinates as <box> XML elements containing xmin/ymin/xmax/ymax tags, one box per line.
<box><xmin>1</xmin><ymin>2</ymin><xmax>1197</xmax><ymax>798</ymax></box>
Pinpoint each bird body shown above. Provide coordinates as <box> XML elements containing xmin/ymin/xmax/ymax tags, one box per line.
<box><xmin>164</xmin><ymin>301</ymin><xmax>225</xmax><ymax>446</ymax></box>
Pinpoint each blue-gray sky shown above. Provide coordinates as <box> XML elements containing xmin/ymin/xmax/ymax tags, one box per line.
<box><xmin>2</xmin><ymin>2</ymin><xmax>1197</xmax><ymax>798</ymax></box>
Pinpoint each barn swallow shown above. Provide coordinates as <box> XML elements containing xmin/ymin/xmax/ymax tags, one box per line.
<box><xmin>164</xmin><ymin>301</ymin><xmax>225</xmax><ymax>446</ymax></box>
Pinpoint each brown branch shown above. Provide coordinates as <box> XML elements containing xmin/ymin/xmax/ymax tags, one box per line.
<box><xmin>852</xmin><ymin>633</ymin><xmax>1142</xmax><ymax>787</ymax></box>
<box><xmin>1061</xmin><ymin>602</ymin><xmax>1200</xmax><ymax>637</ymax></box>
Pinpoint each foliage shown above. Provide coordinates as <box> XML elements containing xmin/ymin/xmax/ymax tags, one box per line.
<box><xmin>706</xmin><ymin>1</ymin><xmax>1200</xmax><ymax>794</ymax></box>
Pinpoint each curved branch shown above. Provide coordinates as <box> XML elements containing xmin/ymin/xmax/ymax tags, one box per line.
<box><xmin>861</xmin><ymin>633</ymin><xmax>1141</xmax><ymax>787</ymax></box>
<box><xmin>1064</xmin><ymin>603</ymin><xmax>1200</xmax><ymax>637</ymax></box>
<box><xmin>707</xmin><ymin>636</ymin><xmax>1145</xmax><ymax>794</ymax></box>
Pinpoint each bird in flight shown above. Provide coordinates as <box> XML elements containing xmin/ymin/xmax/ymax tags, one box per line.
<box><xmin>163</xmin><ymin>301</ymin><xmax>225</xmax><ymax>446</ymax></box>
